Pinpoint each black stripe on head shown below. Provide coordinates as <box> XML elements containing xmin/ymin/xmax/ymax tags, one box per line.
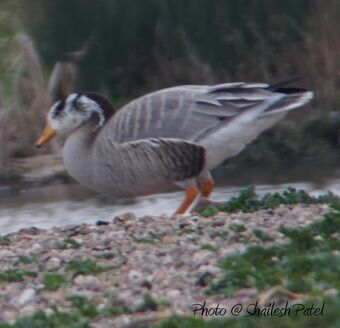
<box><xmin>52</xmin><ymin>99</ymin><xmax>66</xmax><ymax>117</ymax></box>
<box><xmin>81</xmin><ymin>92</ymin><xmax>115</xmax><ymax>121</ymax></box>
<box><xmin>72</xmin><ymin>93</ymin><xmax>82</xmax><ymax>110</ymax></box>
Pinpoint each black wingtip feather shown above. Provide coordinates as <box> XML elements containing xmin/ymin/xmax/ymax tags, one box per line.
<box><xmin>273</xmin><ymin>87</ymin><xmax>309</xmax><ymax>94</ymax></box>
<box><xmin>267</xmin><ymin>75</ymin><xmax>305</xmax><ymax>91</ymax></box>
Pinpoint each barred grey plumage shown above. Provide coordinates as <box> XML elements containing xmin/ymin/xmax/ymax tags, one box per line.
<box><xmin>36</xmin><ymin>81</ymin><xmax>313</xmax><ymax>214</ymax></box>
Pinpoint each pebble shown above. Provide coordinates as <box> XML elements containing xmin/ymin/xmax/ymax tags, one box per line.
<box><xmin>128</xmin><ymin>270</ymin><xmax>144</xmax><ymax>284</ymax></box>
<box><xmin>66</xmin><ymin>289</ymin><xmax>98</xmax><ymax>301</ymax></box>
<box><xmin>96</xmin><ymin>220</ymin><xmax>110</xmax><ymax>226</ymax></box>
<box><xmin>195</xmin><ymin>271</ymin><xmax>213</xmax><ymax>287</ymax></box>
<box><xmin>18</xmin><ymin>227</ymin><xmax>41</xmax><ymax>235</ymax></box>
<box><xmin>28</xmin><ymin>243</ymin><xmax>44</xmax><ymax>255</ymax></box>
<box><xmin>162</xmin><ymin>236</ymin><xmax>177</xmax><ymax>244</ymax></box>
<box><xmin>211</xmin><ymin>218</ymin><xmax>225</xmax><ymax>227</ymax></box>
<box><xmin>140</xmin><ymin>280</ymin><xmax>152</xmax><ymax>289</ymax></box>
<box><xmin>113</xmin><ymin>212</ymin><xmax>136</xmax><ymax>223</ymax></box>
<box><xmin>0</xmin><ymin>250</ymin><xmax>16</xmax><ymax>258</ymax></box>
<box><xmin>233</xmin><ymin>219</ymin><xmax>245</xmax><ymax>225</ymax></box>
<box><xmin>166</xmin><ymin>289</ymin><xmax>181</xmax><ymax>298</ymax></box>
<box><xmin>74</xmin><ymin>275</ymin><xmax>100</xmax><ymax>288</ymax></box>
<box><xmin>324</xmin><ymin>288</ymin><xmax>337</xmax><ymax>297</ymax></box>
<box><xmin>45</xmin><ymin>257</ymin><xmax>62</xmax><ymax>271</ymax></box>
<box><xmin>40</xmin><ymin>238</ymin><xmax>59</xmax><ymax>250</ymax></box>
<box><xmin>219</xmin><ymin>247</ymin><xmax>238</xmax><ymax>257</ymax></box>
<box><xmin>44</xmin><ymin>308</ymin><xmax>55</xmax><ymax>316</ymax></box>
<box><xmin>18</xmin><ymin>289</ymin><xmax>36</xmax><ymax>305</ymax></box>
<box><xmin>19</xmin><ymin>305</ymin><xmax>36</xmax><ymax>317</ymax></box>
<box><xmin>192</xmin><ymin>250</ymin><xmax>211</xmax><ymax>266</ymax></box>
<box><xmin>72</xmin><ymin>238</ymin><xmax>84</xmax><ymax>246</ymax></box>
<box><xmin>198</xmin><ymin>264</ymin><xmax>220</xmax><ymax>274</ymax></box>
<box><xmin>1</xmin><ymin>310</ymin><xmax>17</xmax><ymax>322</ymax></box>
<box><xmin>0</xmin><ymin>203</ymin><xmax>330</xmax><ymax>325</ymax></box>
<box><xmin>117</xmin><ymin>291</ymin><xmax>132</xmax><ymax>302</ymax></box>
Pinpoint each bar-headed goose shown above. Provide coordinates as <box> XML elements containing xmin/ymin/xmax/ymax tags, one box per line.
<box><xmin>36</xmin><ymin>81</ymin><xmax>313</xmax><ymax>214</ymax></box>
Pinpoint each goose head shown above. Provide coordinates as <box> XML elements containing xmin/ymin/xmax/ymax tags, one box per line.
<box><xmin>36</xmin><ymin>92</ymin><xmax>114</xmax><ymax>147</ymax></box>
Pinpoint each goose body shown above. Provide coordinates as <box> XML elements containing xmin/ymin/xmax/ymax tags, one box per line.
<box><xmin>36</xmin><ymin>81</ymin><xmax>313</xmax><ymax>214</ymax></box>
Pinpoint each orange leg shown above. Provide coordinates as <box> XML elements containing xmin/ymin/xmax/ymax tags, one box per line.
<box><xmin>175</xmin><ymin>186</ymin><xmax>200</xmax><ymax>215</ymax></box>
<box><xmin>201</xmin><ymin>179</ymin><xmax>215</xmax><ymax>198</ymax></box>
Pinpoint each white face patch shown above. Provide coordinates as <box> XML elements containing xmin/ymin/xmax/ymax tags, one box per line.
<box><xmin>77</xmin><ymin>95</ymin><xmax>106</xmax><ymax>127</ymax></box>
<box><xmin>47</xmin><ymin>94</ymin><xmax>106</xmax><ymax>135</ymax></box>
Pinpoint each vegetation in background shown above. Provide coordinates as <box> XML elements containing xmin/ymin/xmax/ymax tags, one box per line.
<box><xmin>18</xmin><ymin>0</ymin><xmax>340</xmax><ymax>111</ymax></box>
<box><xmin>227</xmin><ymin>112</ymin><xmax>340</xmax><ymax>168</ymax></box>
<box><xmin>19</xmin><ymin>0</ymin><xmax>313</xmax><ymax>101</ymax></box>
<box><xmin>0</xmin><ymin>0</ymin><xmax>340</xmax><ymax>172</ymax></box>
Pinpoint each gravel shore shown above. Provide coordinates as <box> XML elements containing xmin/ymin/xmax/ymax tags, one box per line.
<box><xmin>0</xmin><ymin>204</ymin><xmax>329</xmax><ymax>327</ymax></box>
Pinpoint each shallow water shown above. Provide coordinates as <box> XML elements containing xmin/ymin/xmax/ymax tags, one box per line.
<box><xmin>1</xmin><ymin>164</ymin><xmax>340</xmax><ymax>234</ymax></box>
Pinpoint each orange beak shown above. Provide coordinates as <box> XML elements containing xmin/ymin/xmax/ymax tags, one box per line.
<box><xmin>35</xmin><ymin>123</ymin><xmax>57</xmax><ymax>148</ymax></box>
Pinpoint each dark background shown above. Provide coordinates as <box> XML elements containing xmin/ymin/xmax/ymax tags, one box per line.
<box><xmin>1</xmin><ymin>0</ymin><xmax>340</xmax><ymax>175</ymax></box>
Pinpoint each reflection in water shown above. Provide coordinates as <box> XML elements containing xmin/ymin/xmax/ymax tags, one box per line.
<box><xmin>1</xmin><ymin>163</ymin><xmax>340</xmax><ymax>234</ymax></box>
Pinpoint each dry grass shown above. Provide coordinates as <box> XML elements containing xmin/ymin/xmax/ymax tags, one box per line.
<box><xmin>0</xmin><ymin>33</ymin><xmax>80</xmax><ymax>174</ymax></box>
<box><xmin>295</xmin><ymin>0</ymin><xmax>340</xmax><ymax>110</ymax></box>
<box><xmin>1</xmin><ymin>1</ymin><xmax>340</xmax><ymax>173</ymax></box>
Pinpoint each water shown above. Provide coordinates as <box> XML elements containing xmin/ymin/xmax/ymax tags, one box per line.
<box><xmin>1</xmin><ymin>164</ymin><xmax>340</xmax><ymax>235</ymax></box>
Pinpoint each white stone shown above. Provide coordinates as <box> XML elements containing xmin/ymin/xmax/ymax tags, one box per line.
<box><xmin>219</xmin><ymin>248</ymin><xmax>237</xmax><ymax>257</ymax></box>
<box><xmin>128</xmin><ymin>270</ymin><xmax>143</xmax><ymax>283</ymax></box>
<box><xmin>113</xmin><ymin>212</ymin><xmax>137</xmax><ymax>223</ymax></box>
<box><xmin>19</xmin><ymin>305</ymin><xmax>36</xmax><ymax>317</ymax></box>
<box><xmin>45</xmin><ymin>308</ymin><xmax>54</xmax><ymax>316</ymax></box>
<box><xmin>192</xmin><ymin>250</ymin><xmax>211</xmax><ymax>265</ymax></box>
<box><xmin>198</xmin><ymin>264</ymin><xmax>220</xmax><ymax>274</ymax></box>
<box><xmin>2</xmin><ymin>310</ymin><xmax>17</xmax><ymax>322</ymax></box>
<box><xmin>45</xmin><ymin>257</ymin><xmax>61</xmax><ymax>271</ymax></box>
<box><xmin>18</xmin><ymin>288</ymin><xmax>36</xmax><ymax>305</ymax></box>
<box><xmin>166</xmin><ymin>289</ymin><xmax>181</xmax><ymax>298</ymax></box>
<box><xmin>74</xmin><ymin>275</ymin><xmax>100</xmax><ymax>287</ymax></box>
<box><xmin>28</xmin><ymin>243</ymin><xmax>44</xmax><ymax>255</ymax></box>
<box><xmin>0</xmin><ymin>250</ymin><xmax>16</xmax><ymax>258</ymax></box>
<box><xmin>73</xmin><ymin>238</ymin><xmax>83</xmax><ymax>246</ymax></box>
<box><xmin>117</xmin><ymin>291</ymin><xmax>132</xmax><ymax>302</ymax></box>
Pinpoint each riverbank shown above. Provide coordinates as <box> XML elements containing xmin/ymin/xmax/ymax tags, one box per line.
<box><xmin>0</xmin><ymin>190</ymin><xmax>339</xmax><ymax>327</ymax></box>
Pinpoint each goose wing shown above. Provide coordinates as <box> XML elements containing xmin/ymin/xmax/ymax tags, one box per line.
<box><xmin>92</xmin><ymin>138</ymin><xmax>206</xmax><ymax>196</ymax></box>
<box><xmin>117</xmin><ymin>138</ymin><xmax>205</xmax><ymax>182</ymax></box>
<box><xmin>105</xmin><ymin>82</ymin><xmax>311</xmax><ymax>143</ymax></box>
